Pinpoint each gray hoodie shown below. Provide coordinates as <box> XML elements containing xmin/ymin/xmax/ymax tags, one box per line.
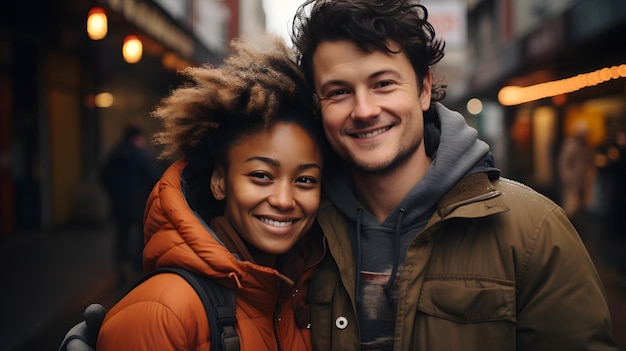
<box><xmin>323</xmin><ymin>103</ymin><xmax>499</xmax><ymax>347</ymax></box>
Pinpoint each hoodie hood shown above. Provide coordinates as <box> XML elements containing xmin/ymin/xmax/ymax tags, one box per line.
<box><xmin>142</xmin><ymin>160</ymin><xmax>244</xmax><ymax>284</ymax></box>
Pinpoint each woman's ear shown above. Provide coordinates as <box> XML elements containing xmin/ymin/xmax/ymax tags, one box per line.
<box><xmin>210</xmin><ymin>166</ymin><xmax>226</xmax><ymax>200</ymax></box>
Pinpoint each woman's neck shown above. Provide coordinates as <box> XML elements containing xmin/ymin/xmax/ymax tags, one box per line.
<box><xmin>246</xmin><ymin>242</ymin><xmax>278</xmax><ymax>267</ymax></box>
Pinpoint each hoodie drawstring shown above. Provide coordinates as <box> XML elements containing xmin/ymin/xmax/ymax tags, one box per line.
<box><xmin>355</xmin><ymin>207</ymin><xmax>364</xmax><ymax>305</ymax></box>
<box><xmin>383</xmin><ymin>208</ymin><xmax>405</xmax><ymax>305</ymax></box>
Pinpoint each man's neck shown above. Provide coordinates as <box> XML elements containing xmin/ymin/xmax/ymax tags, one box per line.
<box><xmin>351</xmin><ymin>153</ymin><xmax>431</xmax><ymax>222</ymax></box>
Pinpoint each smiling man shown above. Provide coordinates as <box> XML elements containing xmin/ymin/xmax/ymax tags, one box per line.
<box><xmin>291</xmin><ymin>0</ymin><xmax>618</xmax><ymax>350</ymax></box>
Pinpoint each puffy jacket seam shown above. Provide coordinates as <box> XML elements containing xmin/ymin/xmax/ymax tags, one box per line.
<box><xmin>152</xmin><ymin>241</ymin><xmax>193</xmax><ymax>267</ymax></box>
<box><xmin>109</xmin><ymin>299</ymin><xmax>200</xmax><ymax>347</ymax></box>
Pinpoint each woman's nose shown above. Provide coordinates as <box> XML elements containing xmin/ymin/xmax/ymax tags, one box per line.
<box><xmin>268</xmin><ymin>184</ymin><xmax>296</xmax><ymax>210</ymax></box>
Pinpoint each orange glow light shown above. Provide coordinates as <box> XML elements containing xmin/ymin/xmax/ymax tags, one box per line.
<box><xmin>94</xmin><ymin>92</ymin><xmax>115</xmax><ymax>108</ymax></box>
<box><xmin>498</xmin><ymin>64</ymin><xmax>626</xmax><ymax>106</ymax></box>
<box><xmin>87</xmin><ymin>7</ymin><xmax>107</xmax><ymax>40</ymax></box>
<box><xmin>123</xmin><ymin>35</ymin><xmax>143</xmax><ymax>64</ymax></box>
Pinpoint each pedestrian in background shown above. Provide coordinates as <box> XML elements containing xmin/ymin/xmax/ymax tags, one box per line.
<box><xmin>291</xmin><ymin>0</ymin><xmax>618</xmax><ymax>349</ymax></box>
<box><xmin>558</xmin><ymin>121</ymin><xmax>593</xmax><ymax>219</ymax></box>
<box><xmin>100</xmin><ymin>126</ymin><xmax>160</xmax><ymax>283</ymax></box>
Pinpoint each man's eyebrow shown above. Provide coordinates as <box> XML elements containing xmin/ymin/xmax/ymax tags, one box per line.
<box><xmin>318</xmin><ymin>79</ymin><xmax>346</xmax><ymax>93</ymax></box>
<box><xmin>369</xmin><ymin>69</ymin><xmax>399</xmax><ymax>80</ymax></box>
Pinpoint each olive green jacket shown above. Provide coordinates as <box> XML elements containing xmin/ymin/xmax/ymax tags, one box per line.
<box><xmin>310</xmin><ymin>173</ymin><xmax>618</xmax><ymax>351</ymax></box>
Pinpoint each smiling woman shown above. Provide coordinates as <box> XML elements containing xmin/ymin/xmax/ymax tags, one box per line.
<box><xmin>210</xmin><ymin>121</ymin><xmax>323</xmax><ymax>260</ymax></box>
<box><xmin>82</xmin><ymin>35</ymin><xmax>328</xmax><ymax>351</ymax></box>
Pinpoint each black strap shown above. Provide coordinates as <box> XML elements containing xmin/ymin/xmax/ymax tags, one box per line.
<box><xmin>133</xmin><ymin>267</ymin><xmax>240</xmax><ymax>351</ymax></box>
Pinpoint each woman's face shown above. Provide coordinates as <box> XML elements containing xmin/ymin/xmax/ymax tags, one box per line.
<box><xmin>211</xmin><ymin>122</ymin><xmax>323</xmax><ymax>255</ymax></box>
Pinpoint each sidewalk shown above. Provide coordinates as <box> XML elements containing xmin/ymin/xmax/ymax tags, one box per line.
<box><xmin>0</xmin><ymin>221</ymin><xmax>126</xmax><ymax>351</ymax></box>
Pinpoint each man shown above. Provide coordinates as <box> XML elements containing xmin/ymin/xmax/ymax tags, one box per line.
<box><xmin>291</xmin><ymin>0</ymin><xmax>618</xmax><ymax>350</ymax></box>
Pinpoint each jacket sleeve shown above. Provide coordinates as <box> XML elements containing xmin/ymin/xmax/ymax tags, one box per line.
<box><xmin>515</xmin><ymin>206</ymin><xmax>618</xmax><ymax>350</ymax></box>
<box><xmin>96</xmin><ymin>274</ymin><xmax>210</xmax><ymax>350</ymax></box>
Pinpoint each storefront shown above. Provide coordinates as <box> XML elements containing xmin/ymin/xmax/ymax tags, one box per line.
<box><xmin>0</xmin><ymin>0</ymin><xmax>224</xmax><ymax>234</ymax></box>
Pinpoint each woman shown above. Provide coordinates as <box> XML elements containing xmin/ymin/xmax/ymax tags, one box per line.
<box><xmin>95</xmin><ymin>36</ymin><xmax>326</xmax><ymax>350</ymax></box>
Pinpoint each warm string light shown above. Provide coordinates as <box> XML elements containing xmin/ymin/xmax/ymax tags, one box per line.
<box><xmin>88</xmin><ymin>8</ymin><xmax>144</xmax><ymax>64</ymax></box>
<box><xmin>498</xmin><ymin>64</ymin><xmax>626</xmax><ymax>106</ymax></box>
<box><xmin>122</xmin><ymin>35</ymin><xmax>143</xmax><ymax>64</ymax></box>
<box><xmin>87</xmin><ymin>7</ymin><xmax>108</xmax><ymax>40</ymax></box>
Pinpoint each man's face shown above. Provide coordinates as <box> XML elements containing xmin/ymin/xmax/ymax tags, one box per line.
<box><xmin>312</xmin><ymin>40</ymin><xmax>432</xmax><ymax>173</ymax></box>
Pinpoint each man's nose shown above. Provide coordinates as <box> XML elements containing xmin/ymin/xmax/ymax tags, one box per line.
<box><xmin>351</xmin><ymin>91</ymin><xmax>381</xmax><ymax>120</ymax></box>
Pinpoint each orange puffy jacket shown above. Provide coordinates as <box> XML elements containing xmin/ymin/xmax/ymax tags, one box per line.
<box><xmin>97</xmin><ymin>160</ymin><xmax>324</xmax><ymax>351</ymax></box>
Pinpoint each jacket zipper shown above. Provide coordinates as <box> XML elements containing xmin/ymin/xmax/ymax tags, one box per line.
<box><xmin>274</xmin><ymin>301</ymin><xmax>284</xmax><ymax>351</ymax></box>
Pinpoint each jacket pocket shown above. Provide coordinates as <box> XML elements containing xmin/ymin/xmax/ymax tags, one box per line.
<box><xmin>417</xmin><ymin>276</ymin><xmax>516</xmax><ymax>323</ymax></box>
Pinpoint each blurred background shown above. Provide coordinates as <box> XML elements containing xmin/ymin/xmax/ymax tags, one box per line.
<box><xmin>1</xmin><ymin>0</ymin><xmax>625</xmax><ymax>349</ymax></box>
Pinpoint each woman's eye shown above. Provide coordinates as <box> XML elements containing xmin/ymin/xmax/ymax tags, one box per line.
<box><xmin>250</xmin><ymin>172</ymin><xmax>271</xmax><ymax>181</ymax></box>
<box><xmin>296</xmin><ymin>176</ymin><xmax>317</xmax><ymax>185</ymax></box>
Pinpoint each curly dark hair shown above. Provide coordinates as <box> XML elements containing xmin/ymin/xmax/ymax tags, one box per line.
<box><xmin>151</xmin><ymin>35</ymin><xmax>324</xmax><ymax>219</ymax></box>
<box><xmin>290</xmin><ymin>0</ymin><xmax>446</xmax><ymax>101</ymax></box>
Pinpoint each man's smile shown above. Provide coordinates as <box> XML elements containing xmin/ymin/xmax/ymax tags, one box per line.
<box><xmin>353</xmin><ymin>126</ymin><xmax>391</xmax><ymax>139</ymax></box>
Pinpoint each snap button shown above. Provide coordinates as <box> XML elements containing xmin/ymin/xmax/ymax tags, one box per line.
<box><xmin>335</xmin><ymin>316</ymin><xmax>348</xmax><ymax>329</ymax></box>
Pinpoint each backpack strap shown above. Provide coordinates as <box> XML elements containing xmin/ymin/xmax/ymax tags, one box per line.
<box><xmin>134</xmin><ymin>267</ymin><xmax>240</xmax><ymax>351</ymax></box>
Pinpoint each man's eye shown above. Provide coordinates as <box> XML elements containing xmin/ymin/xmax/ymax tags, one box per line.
<box><xmin>376</xmin><ymin>81</ymin><xmax>394</xmax><ymax>88</ymax></box>
<box><xmin>325</xmin><ymin>89</ymin><xmax>349</xmax><ymax>98</ymax></box>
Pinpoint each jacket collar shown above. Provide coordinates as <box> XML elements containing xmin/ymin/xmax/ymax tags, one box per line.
<box><xmin>436</xmin><ymin>172</ymin><xmax>506</xmax><ymax>218</ymax></box>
